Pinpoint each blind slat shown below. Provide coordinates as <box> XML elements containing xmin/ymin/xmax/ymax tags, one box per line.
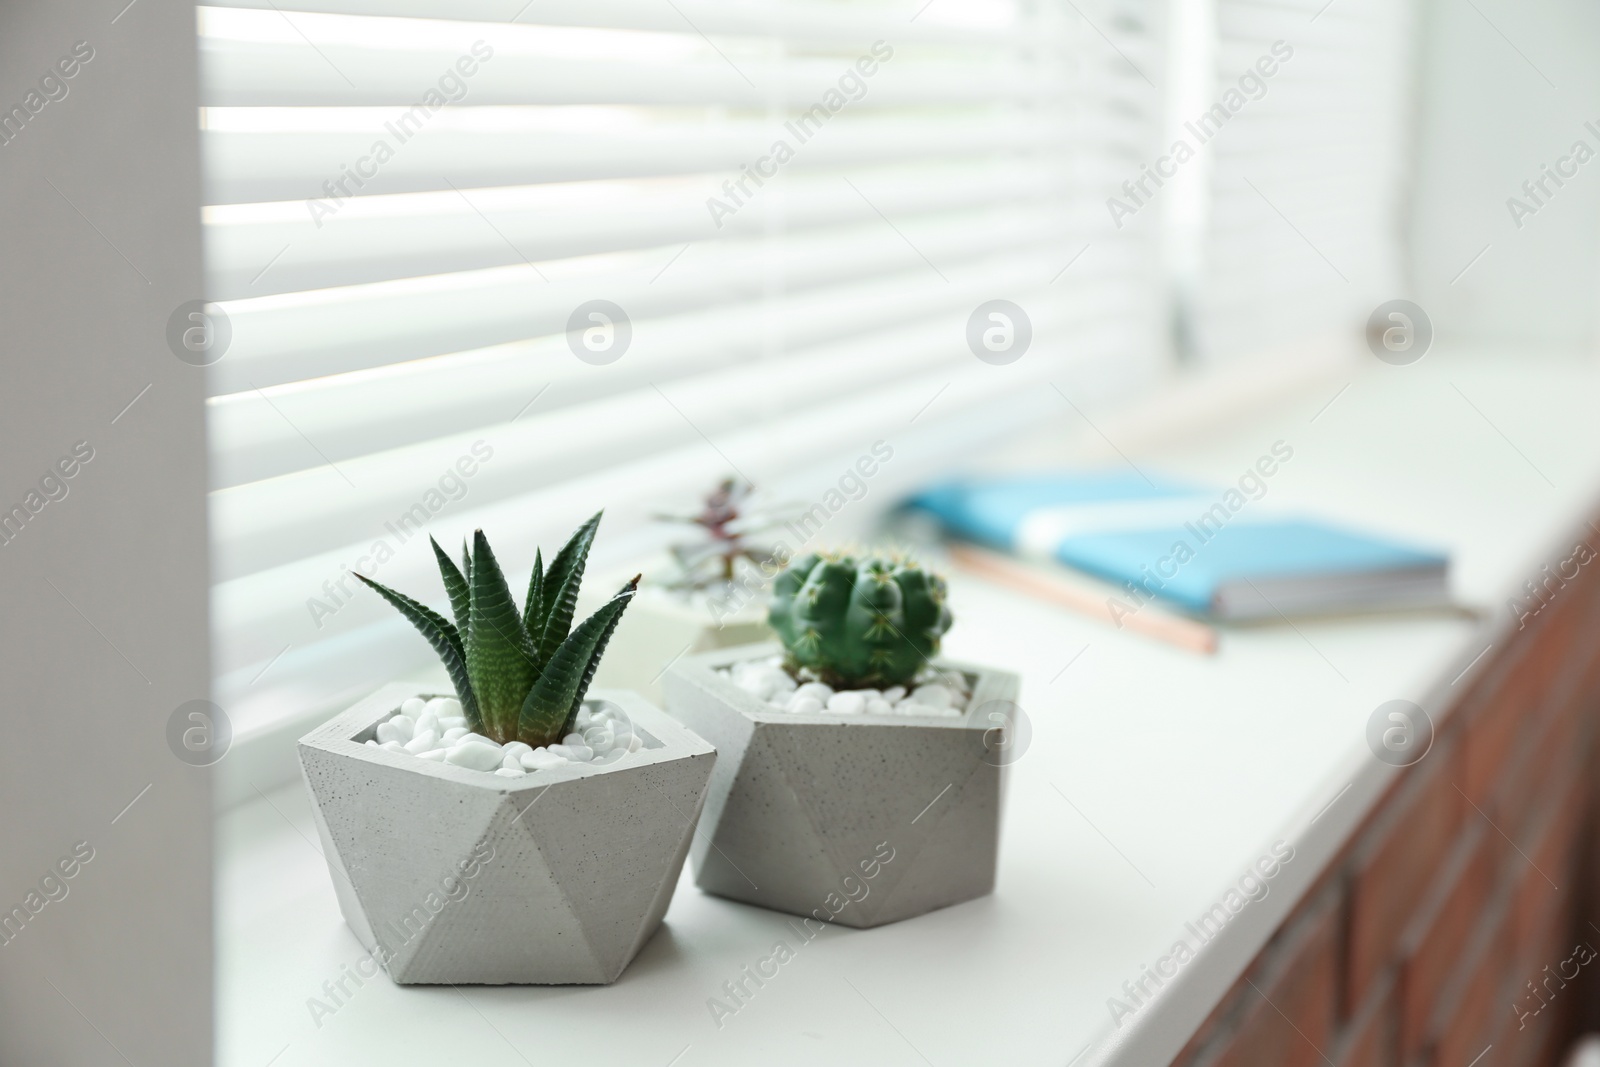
<box><xmin>200</xmin><ymin>112</ymin><xmax>1066</xmax><ymax>205</ymax></box>
<box><xmin>200</xmin><ymin>40</ymin><xmax>1069</xmax><ymax>109</ymax></box>
<box><xmin>209</xmin><ymin>263</ymin><xmax>1144</xmax><ymax>490</ymax></box>
<box><xmin>204</xmin><ymin>162</ymin><xmax>1071</xmax><ymax>299</ymax></box>
<box><xmin>199</xmin><ymin>0</ymin><xmax>1025</xmax><ymax>48</ymax></box>
<box><xmin>207</xmin><ymin>207</ymin><xmax>1102</xmax><ymax>394</ymax></box>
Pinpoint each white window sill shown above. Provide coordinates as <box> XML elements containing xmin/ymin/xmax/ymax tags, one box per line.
<box><xmin>218</xmin><ymin>347</ymin><xmax>1600</xmax><ymax>1066</ymax></box>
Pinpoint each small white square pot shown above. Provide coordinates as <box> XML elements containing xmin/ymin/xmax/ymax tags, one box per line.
<box><xmin>664</xmin><ymin>643</ymin><xmax>1020</xmax><ymax>928</ymax></box>
<box><xmin>587</xmin><ymin>584</ymin><xmax>772</xmax><ymax>703</ymax></box>
<box><xmin>298</xmin><ymin>684</ymin><xmax>716</xmax><ymax>985</ymax></box>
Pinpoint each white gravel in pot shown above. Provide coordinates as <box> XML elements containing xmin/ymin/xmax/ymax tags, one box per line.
<box><xmin>717</xmin><ymin>655</ymin><xmax>971</xmax><ymax>718</ymax></box>
<box><xmin>364</xmin><ymin>695</ymin><xmax>642</xmax><ymax>776</ymax></box>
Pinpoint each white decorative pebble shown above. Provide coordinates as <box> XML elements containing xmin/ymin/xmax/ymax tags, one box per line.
<box><xmin>735</xmin><ymin>664</ymin><xmax>796</xmax><ymax>701</ymax></box>
<box><xmin>414</xmin><ymin>711</ymin><xmax>440</xmax><ymax>737</ymax></box>
<box><xmin>364</xmin><ymin>739</ymin><xmax>378</xmax><ymax>747</ymax></box>
<box><xmin>912</xmin><ymin>684</ymin><xmax>953</xmax><ymax>709</ymax></box>
<box><xmin>400</xmin><ymin>697</ymin><xmax>427</xmax><ymax>718</ymax></box>
<box><xmin>827</xmin><ymin>691</ymin><xmax>866</xmax><ymax>715</ymax></box>
<box><xmin>379</xmin><ymin>740</ymin><xmax>404</xmax><ymax>752</ymax></box>
<box><xmin>898</xmin><ymin>702</ymin><xmax>934</xmax><ymax>716</ymax></box>
<box><xmin>417</xmin><ymin>749</ymin><xmax>447</xmax><ymax>762</ymax></box>
<box><xmin>375</xmin><ymin>717</ymin><xmax>412</xmax><ymax>744</ymax></box>
<box><xmin>403</xmin><ymin>729</ymin><xmax>440</xmax><ymax>754</ymax></box>
<box><xmin>521</xmin><ymin>750</ymin><xmax>566</xmax><ymax>771</ymax></box>
<box><xmin>441</xmin><ymin>727</ymin><xmax>468</xmax><ymax>744</ymax></box>
<box><xmin>434</xmin><ymin>697</ymin><xmax>462</xmax><ymax>717</ymax></box>
<box><xmin>445</xmin><ymin>743</ymin><xmax>504</xmax><ymax>771</ymax></box>
<box><xmin>501</xmin><ymin>741</ymin><xmax>532</xmax><ymax>761</ymax></box>
<box><xmin>494</xmin><ymin>766</ymin><xmax>527</xmax><ymax>778</ymax></box>
<box><xmin>787</xmin><ymin>695</ymin><xmax>823</xmax><ymax>715</ymax></box>
<box><xmin>866</xmin><ymin>698</ymin><xmax>894</xmax><ymax>716</ymax></box>
<box><xmin>437</xmin><ymin>716</ymin><xmax>468</xmax><ymax>731</ymax></box>
<box><xmin>457</xmin><ymin>733</ymin><xmax>500</xmax><ymax>749</ymax></box>
<box><xmin>562</xmin><ymin>733</ymin><xmax>587</xmax><ymax>748</ymax></box>
<box><xmin>795</xmin><ymin>682</ymin><xmax>833</xmax><ymax>703</ymax></box>
<box><xmin>883</xmin><ymin>687</ymin><xmax>906</xmax><ymax>703</ymax></box>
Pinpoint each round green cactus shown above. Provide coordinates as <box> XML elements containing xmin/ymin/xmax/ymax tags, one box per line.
<box><xmin>767</xmin><ymin>552</ymin><xmax>952</xmax><ymax>689</ymax></box>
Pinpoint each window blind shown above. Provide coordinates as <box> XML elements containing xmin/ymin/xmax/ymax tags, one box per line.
<box><xmin>198</xmin><ymin>0</ymin><xmax>1168</xmax><ymax>740</ymax></box>
<box><xmin>1194</xmin><ymin>0</ymin><xmax>1417</xmax><ymax>362</ymax></box>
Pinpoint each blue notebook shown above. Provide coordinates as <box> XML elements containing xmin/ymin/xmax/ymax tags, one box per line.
<box><xmin>910</xmin><ymin>472</ymin><xmax>1450</xmax><ymax>620</ymax></box>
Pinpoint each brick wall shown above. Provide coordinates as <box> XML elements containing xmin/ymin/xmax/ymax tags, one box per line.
<box><xmin>1170</xmin><ymin>551</ymin><xmax>1600</xmax><ymax>1067</ymax></box>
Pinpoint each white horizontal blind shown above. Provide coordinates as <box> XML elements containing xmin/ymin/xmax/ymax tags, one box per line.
<box><xmin>198</xmin><ymin>0</ymin><xmax>1167</xmax><ymax>737</ymax></box>
<box><xmin>1195</xmin><ymin>0</ymin><xmax>1416</xmax><ymax>361</ymax></box>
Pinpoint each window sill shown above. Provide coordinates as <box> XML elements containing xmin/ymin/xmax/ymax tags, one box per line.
<box><xmin>218</xmin><ymin>347</ymin><xmax>1600</xmax><ymax>1066</ymax></box>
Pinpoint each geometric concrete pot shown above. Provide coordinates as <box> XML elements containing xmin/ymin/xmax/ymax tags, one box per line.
<box><xmin>663</xmin><ymin>643</ymin><xmax>1021</xmax><ymax>929</ymax></box>
<box><xmin>298</xmin><ymin>683</ymin><xmax>716</xmax><ymax>985</ymax></box>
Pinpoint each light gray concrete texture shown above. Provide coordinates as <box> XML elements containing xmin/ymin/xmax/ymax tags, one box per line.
<box><xmin>665</xmin><ymin>643</ymin><xmax>1021</xmax><ymax>928</ymax></box>
<box><xmin>299</xmin><ymin>684</ymin><xmax>716</xmax><ymax>984</ymax></box>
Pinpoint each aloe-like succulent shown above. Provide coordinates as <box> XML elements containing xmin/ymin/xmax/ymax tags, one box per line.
<box><xmin>767</xmin><ymin>551</ymin><xmax>952</xmax><ymax>689</ymax></box>
<box><xmin>356</xmin><ymin>512</ymin><xmax>638</xmax><ymax>748</ymax></box>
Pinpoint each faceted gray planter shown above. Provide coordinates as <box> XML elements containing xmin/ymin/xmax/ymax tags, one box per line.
<box><xmin>298</xmin><ymin>683</ymin><xmax>715</xmax><ymax>985</ymax></box>
<box><xmin>663</xmin><ymin>643</ymin><xmax>1021</xmax><ymax>928</ymax></box>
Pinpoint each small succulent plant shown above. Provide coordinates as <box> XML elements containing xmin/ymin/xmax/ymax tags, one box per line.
<box><xmin>767</xmin><ymin>551</ymin><xmax>952</xmax><ymax>689</ymax></box>
<box><xmin>658</xmin><ymin>477</ymin><xmax>789</xmax><ymax>595</ymax></box>
<box><xmin>356</xmin><ymin>512</ymin><xmax>638</xmax><ymax>748</ymax></box>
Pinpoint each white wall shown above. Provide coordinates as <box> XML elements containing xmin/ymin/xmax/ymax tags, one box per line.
<box><xmin>0</xmin><ymin>1</ymin><xmax>211</xmax><ymax>1063</ymax></box>
<box><xmin>1410</xmin><ymin>0</ymin><xmax>1600</xmax><ymax>348</ymax></box>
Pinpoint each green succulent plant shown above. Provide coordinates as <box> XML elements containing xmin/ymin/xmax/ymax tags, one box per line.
<box><xmin>767</xmin><ymin>551</ymin><xmax>952</xmax><ymax>689</ymax></box>
<box><xmin>355</xmin><ymin>512</ymin><xmax>638</xmax><ymax>748</ymax></box>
